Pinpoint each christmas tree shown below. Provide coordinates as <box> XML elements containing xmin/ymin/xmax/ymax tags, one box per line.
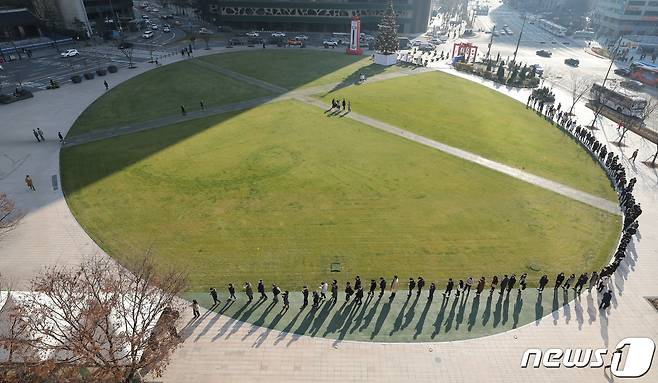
<box><xmin>375</xmin><ymin>0</ymin><xmax>399</xmax><ymax>55</ymax></box>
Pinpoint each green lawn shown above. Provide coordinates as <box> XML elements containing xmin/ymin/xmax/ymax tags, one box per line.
<box><xmin>199</xmin><ymin>49</ymin><xmax>399</xmax><ymax>89</ymax></box>
<box><xmin>61</xmin><ymin>100</ymin><xmax>620</xmax><ymax>292</ymax></box>
<box><xmin>319</xmin><ymin>71</ymin><xmax>617</xmax><ymax>201</ymax></box>
<box><xmin>68</xmin><ymin>60</ymin><xmax>271</xmax><ymax>136</ymax></box>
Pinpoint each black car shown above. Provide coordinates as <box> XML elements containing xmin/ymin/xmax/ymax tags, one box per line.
<box><xmin>228</xmin><ymin>38</ymin><xmax>243</xmax><ymax>46</ymax></box>
<box><xmin>564</xmin><ymin>58</ymin><xmax>580</xmax><ymax>67</ymax></box>
<box><xmin>614</xmin><ymin>68</ymin><xmax>631</xmax><ymax>77</ymax></box>
<box><xmin>536</xmin><ymin>49</ymin><xmax>552</xmax><ymax>57</ymax></box>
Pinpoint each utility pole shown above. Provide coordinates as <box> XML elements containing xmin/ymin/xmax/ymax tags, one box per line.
<box><xmin>588</xmin><ymin>35</ymin><xmax>624</xmax><ymax>130</ymax></box>
<box><xmin>485</xmin><ymin>25</ymin><xmax>495</xmax><ymax>60</ymax></box>
<box><xmin>512</xmin><ymin>14</ymin><xmax>526</xmax><ymax>64</ymax></box>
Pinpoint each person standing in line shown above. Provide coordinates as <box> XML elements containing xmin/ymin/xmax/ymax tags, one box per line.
<box><xmin>588</xmin><ymin>272</ymin><xmax>599</xmax><ymax>292</ymax></box>
<box><xmin>302</xmin><ymin>286</ymin><xmax>309</xmax><ymax>307</ymax></box>
<box><xmin>331</xmin><ymin>280</ymin><xmax>338</xmax><ymax>301</ymax></box>
<box><xmin>597</xmin><ymin>275</ymin><xmax>609</xmax><ymax>293</ymax></box>
<box><xmin>554</xmin><ymin>272</ymin><xmax>565</xmax><ymax>290</ymax></box>
<box><xmin>629</xmin><ymin>149</ymin><xmax>639</xmax><ymax>163</ymax></box>
<box><xmin>228</xmin><ymin>283</ymin><xmax>236</xmax><ymax>300</ymax></box>
<box><xmin>599</xmin><ymin>290</ymin><xmax>613</xmax><ymax>309</ymax></box>
<box><xmin>282</xmin><ymin>290</ymin><xmax>290</xmax><ymax>311</ymax></box>
<box><xmin>489</xmin><ymin>276</ymin><xmax>498</xmax><ymax>295</ymax></box>
<box><xmin>416</xmin><ymin>276</ymin><xmax>425</xmax><ymax>297</ymax></box>
<box><xmin>518</xmin><ymin>273</ymin><xmax>527</xmax><ymax>292</ymax></box>
<box><xmin>379</xmin><ymin>277</ymin><xmax>387</xmax><ymax>298</ymax></box>
<box><xmin>209</xmin><ymin>287</ymin><xmax>220</xmax><ymax>305</ymax></box>
<box><xmin>191</xmin><ymin>299</ymin><xmax>200</xmax><ymax>318</ymax></box>
<box><xmin>320</xmin><ymin>281</ymin><xmax>328</xmax><ymax>300</ymax></box>
<box><xmin>506</xmin><ymin>274</ymin><xmax>517</xmax><ymax>294</ymax></box>
<box><xmin>390</xmin><ymin>275</ymin><xmax>399</xmax><ymax>299</ymax></box>
<box><xmin>58</xmin><ymin>132</ymin><xmax>64</xmax><ymax>143</ymax></box>
<box><xmin>244</xmin><ymin>282</ymin><xmax>254</xmax><ymax>303</ymax></box>
<box><xmin>345</xmin><ymin>282</ymin><xmax>354</xmax><ymax>301</ymax></box>
<box><xmin>312</xmin><ymin>291</ymin><xmax>320</xmax><ymax>307</ymax></box>
<box><xmin>181</xmin><ymin>105</ymin><xmax>186</xmax><ymax>116</ymax></box>
<box><xmin>347</xmin><ymin>101</ymin><xmax>351</xmax><ymax>112</ymax></box>
<box><xmin>428</xmin><ymin>282</ymin><xmax>436</xmax><ymax>300</ymax></box>
<box><xmin>355</xmin><ymin>287</ymin><xmax>364</xmax><ymax>305</ymax></box>
<box><xmin>499</xmin><ymin>275</ymin><xmax>509</xmax><ymax>295</ymax></box>
<box><xmin>354</xmin><ymin>275</ymin><xmax>362</xmax><ymax>291</ymax></box>
<box><xmin>368</xmin><ymin>279</ymin><xmax>377</xmax><ymax>296</ymax></box>
<box><xmin>342</xmin><ymin>98</ymin><xmax>346</xmax><ymax>111</ymax></box>
<box><xmin>37</xmin><ymin>128</ymin><xmax>45</xmax><ymax>142</ymax></box>
<box><xmin>272</xmin><ymin>284</ymin><xmax>281</xmax><ymax>303</ymax></box>
<box><xmin>464</xmin><ymin>276</ymin><xmax>473</xmax><ymax>294</ymax></box>
<box><xmin>538</xmin><ymin>274</ymin><xmax>549</xmax><ymax>293</ymax></box>
<box><xmin>444</xmin><ymin>278</ymin><xmax>454</xmax><ymax>298</ymax></box>
<box><xmin>258</xmin><ymin>280</ymin><xmax>267</xmax><ymax>300</ymax></box>
<box><xmin>407</xmin><ymin>278</ymin><xmax>416</xmax><ymax>298</ymax></box>
<box><xmin>25</xmin><ymin>175</ymin><xmax>36</xmax><ymax>191</ymax></box>
<box><xmin>200</xmin><ymin>100</ymin><xmax>205</xmax><ymax>110</ymax></box>
<box><xmin>475</xmin><ymin>277</ymin><xmax>485</xmax><ymax>296</ymax></box>
<box><xmin>104</xmin><ymin>80</ymin><xmax>109</xmax><ymax>90</ymax></box>
<box><xmin>563</xmin><ymin>273</ymin><xmax>576</xmax><ymax>290</ymax></box>
<box><xmin>575</xmin><ymin>273</ymin><xmax>588</xmax><ymax>294</ymax></box>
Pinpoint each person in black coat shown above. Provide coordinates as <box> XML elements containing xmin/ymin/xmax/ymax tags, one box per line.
<box><xmin>507</xmin><ymin>274</ymin><xmax>517</xmax><ymax>294</ymax></box>
<box><xmin>428</xmin><ymin>282</ymin><xmax>436</xmax><ymax>300</ymax></box>
<box><xmin>599</xmin><ymin>290</ymin><xmax>613</xmax><ymax>309</ymax></box>
<box><xmin>416</xmin><ymin>276</ymin><xmax>425</xmax><ymax>296</ymax></box>
<box><xmin>499</xmin><ymin>275</ymin><xmax>509</xmax><ymax>295</ymax></box>
<box><xmin>355</xmin><ymin>287</ymin><xmax>364</xmax><ymax>305</ymax></box>
<box><xmin>407</xmin><ymin>278</ymin><xmax>416</xmax><ymax>298</ymax></box>
<box><xmin>355</xmin><ymin>276</ymin><xmax>362</xmax><ymax>291</ymax></box>
<box><xmin>331</xmin><ymin>280</ymin><xmax>339</xmax><ymax>301</ymax></box>
<box><xmin>444</xmin><ymin>278</ymin><xmax>454</xmax><ymax>298</ymax></box>
<box><xmin>379</xmin><ymin>277</ymin><xmax>387</xmax><ymax>298</ymax></box>
<box><xmin>302</xmin><ymin>286</ymin><xmax>309</xmax><ymax>307</ymax></box>
<box><xmin>258</xmin><ymin>280</ymin><xmax>267</xmax><ymax>300</ymax></box>
<box><xmin>554</xmin><ymin>272</ymin><xmax>565</xmax><ymax>290</ymax></box>
<box><xmin>209</xmin><ymin>287</ymin><xmax>220</xmax><ymax>305</ymax></box>
<box><xmin>345</xmin><ymin>282</ymin><xmax>354</xmax><ymax>301</ymax></box>
<box><xmin>537</xmin><ymin>275</ymin><xmax>549</xmax><ymax>293</ymax></box>
<box><xmin>369</xmin><ymin>279</ymin><xmax>377</xmax><ymax>296</ymax></box>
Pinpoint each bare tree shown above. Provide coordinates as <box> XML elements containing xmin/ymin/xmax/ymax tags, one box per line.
<box><xmin>617</xmin><ymin>99</ymin><xmax>658</xmax><ymax>145</ymax></box>
<box><xmin>0</xmin><ymin>193</ymin><xmax>21</xmax><ymax>237</ymax></box>
<box><xmin>568</xmin><ymin>73</ymin><xmax>592</xmax><ymax>115</ymax></box>
<box><xmin>5</xmin><ymin>254</ymin><xmax>187</xmax><ymax>382</ymax></box>
<box><xmin>118</xmin><ymin>41</ymin><xmax>136</xmax><ymax>69</ymax></box>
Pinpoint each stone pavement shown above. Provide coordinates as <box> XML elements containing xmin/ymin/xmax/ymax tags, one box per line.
<box><xmin>1</xmin><ymin>49</ymin><xmax>657</xmax><ymax>382</ymax></box>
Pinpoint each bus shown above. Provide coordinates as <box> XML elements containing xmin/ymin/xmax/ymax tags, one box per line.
<box><xmin>538</xmin><ymin>19</ymin><xmax>567</xmax><ymax>37</ymax></box>
<box><xmin>629</xmin><ymin>61</ymin><xmax>658</xmax><ymax>87</ymax></box>
<box><xmin>590</xmin><ymin>83</ymin><xmax>648</xmax><ymax>118</ymax></box>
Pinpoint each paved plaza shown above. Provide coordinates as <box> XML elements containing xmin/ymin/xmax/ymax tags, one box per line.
<box><xmin>1</xmin><ymin>47</ymin><xmax>657</xmax><ymax>382</ymax></box>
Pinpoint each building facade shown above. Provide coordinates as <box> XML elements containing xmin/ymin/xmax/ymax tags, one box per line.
<box><xmin>55</xmin><ymin>0</ymin><xmax>134</xmax><ymax>37</ymax></box>
<box><xmin>593</xmin><ymin>0</ymin><xmax>658</xmax><ymax>36</ymax></box>
<box><xmin>199</xmin><ymin>0</ymin><xmax>432</xmax><ymax>34</ymax></box>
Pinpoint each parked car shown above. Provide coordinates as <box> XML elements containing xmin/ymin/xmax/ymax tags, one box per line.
<box><xmin>141</xmin><ymin>14</ymin><xmax>149</xmax><ymax>19</ymax></box>
<box><xmin>173</xmin><ymin>20</ymin><xmax>182</xmax><ymax>26</ymax></box>
<box><xmin>246</xmin><ymin>31</ymin><xmax>259</xmax><ymax>37</ymax></box>
<box><xmin>228</xmin><ymin>38</ymin><xmax>242</xmax><ymax>45</ymax></box>
<box><xmin>271</xmin><ymin>32</ymin><xmax>286</xmax><ymax>38</ymax></box>
<box><xmin>536</xmin><ymin>49</ymin><xmax>552</xmax><ymax>57</ymax></box>
<box><xmin>151</xmin><ymin>24</ymin><xmax>158</xmax><ymax>30</ymax></box>
<box><xmin>564</xmin><ymin>58</ymin><xmax>580</xmax><ymax>67</ymax></box>
<box><xmin>620</xmin><ymin>79</ymin><xmax>644</xmax><ymax>91</ymax></box>
<box><xmin>152</xmin><ymin>8</ymin><xmax>159</xmax><ymax>12</ymax></box>
<box><xmin>142</xmin><ymin>30</ymin><xmax>154</xmax><ymax>39</ymax></box>
<box><xmin>288</xmin><ymin>38</ymin><xmax>303</xmax><ymax>46</ymax></box>
<box><xmin>295</xmin><ymin>35</ymin><xmax>309</xmax><ymax>41</ymax></box>
<box><xmin>614</xmin><ymin>68</ymin><xmax>631</xmax><ymax>77</ymax></box>
<box><xmin>418</xmin><ymin>43</ymin><xmax>436</xmax><ymax>52</ymax></box>
<box><xmin>198</xmin><ymin>27</ymin><xmax>213</xmax><ymax>35</ymax></box>
<box><xmin>60</xmin><ymin>49</ymin><xmax>79</xmax><ymax>58</ymax></box>
<box><xmin>323</xmin><ymin>39</ymin><xmax>338</xmax><ymax>47</ymax></box>
<box><xmin>411</xmin><ymin>40</ymin><xmax>423</xmax><ymax>47</ymax></box>
<box><xmin>163</xmin><ymin>26</ymin><xmax>170</xmax><ymax>33</ymax></box>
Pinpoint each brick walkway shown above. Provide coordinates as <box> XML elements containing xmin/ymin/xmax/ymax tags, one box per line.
<box><xmin>0</xmin><ymin>49</ymin><xmax>656</xmax><ymax>382</ymax></box>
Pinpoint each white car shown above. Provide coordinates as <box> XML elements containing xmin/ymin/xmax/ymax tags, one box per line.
<box><xmin>163</xmin><ymin>26</ymin><xmax>171</xmax><ymax>33</ymax></box>
<box><xmin>323</xmin><ymin>39</ymin><xmax>338</xmax><ymax>47</ymax></box>
<box><xmin>271</xmin><ymin>32</ymin><xmax>286</xmax><ymax>38</ymax></box>
<box><xmin>152</xmin><ymin>8</ymin><xmax>159</xmax><ymax>12</ymax></box>
<box><xmin>198</xmin><ymin>27</ymin><xmax>213</xmax><ymax>35</ymax></box>
<box><xmin>151</xmin><ymin>24</ymin><xmax>158</xmax><ymax>30</ymax></box>
<box><xmin>246</xmin><ymin>31</ymin><xmax>260</xmax><ymax>37</ymax></box>
<box><xmin>142</xmin><ymin>30</ymin><xmax>154</xmax><ymax>39</ymax></box>
<box><xmin>295</xmin><ymin>34</ymin><xmax>308</xmax><ymax>41</ymax></box>
<box><xmin>60</xmin><ymin>49</ymin><xmax>79</xmax><ymax>58</ymax></box>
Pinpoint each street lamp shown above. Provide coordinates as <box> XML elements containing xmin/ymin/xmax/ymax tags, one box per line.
<box><xmin>512</xmin><ymin>14</ymin><xmax>526</xmax><ymax>65</ymax></box>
